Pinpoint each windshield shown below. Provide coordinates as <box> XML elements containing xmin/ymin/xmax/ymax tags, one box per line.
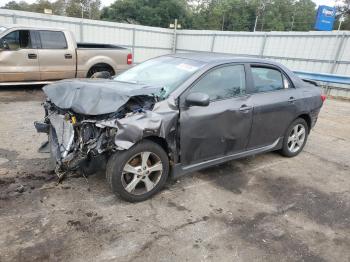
<box><xmin>0</xmin><ymin>26</ymin><xmax>7</xmax><ymax>34</ymax></box>
<box><xmin>114</xmin><ymin>56</ymin><xmax>204</xmax><ymax>98</ymax></box>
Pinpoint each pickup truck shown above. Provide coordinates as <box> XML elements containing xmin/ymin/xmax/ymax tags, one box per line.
<box><xmin>0</xmin><ymin>25</ymin><xmax>132</xmax><ymax>85</ymax></box>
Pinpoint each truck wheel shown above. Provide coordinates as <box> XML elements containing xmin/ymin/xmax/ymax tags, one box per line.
<box><xmin>87</xmin><ymin>64</ymin><xmax>114</xmax><ymax>78</ymax></box>
<box><xmin>90</xmin><ymin>71</ymin><xmax>112</xmax><ymax>79</ymax></box>
<box><xmin>280</xmin><ymin>118</ymin><xmax>309</xmax><ymax>157</ymax></box>
<box><xmin>106</xmin><ymin>140</ymin><xmax>169</xmax><ymax>202</ymax></box>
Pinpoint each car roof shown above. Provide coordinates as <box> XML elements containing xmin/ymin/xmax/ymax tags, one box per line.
<box><xmin>169</xmin><ymin>52</ymin><xmax>281</xmax><ymax>66</ymax></box>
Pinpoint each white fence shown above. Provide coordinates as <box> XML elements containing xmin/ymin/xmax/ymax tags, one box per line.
<box><xmin>1</xmin><ymin>8</ymin><xmax>350</xmax><ymax>76</ymax></box>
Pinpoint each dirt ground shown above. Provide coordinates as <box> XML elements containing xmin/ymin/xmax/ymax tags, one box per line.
<box><xmin>0</xmin><ymin>86</ymin><xmax>349</xmax><ymax>262</ymax></box>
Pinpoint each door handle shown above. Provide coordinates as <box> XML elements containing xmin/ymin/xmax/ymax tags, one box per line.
<box><xmin>65</xmin><ymin>54</ymin><xmax>73</xmax><ymax>59</ymax></box>
<box><xmin>28</xmin><ymin>53</ymin><xmax>37</xmax><ymax>59</ymax></box>
<box><xmin>288</xmin><ymin>96</ymin><xmax>296</xmax><ymax>103</ymax></box>
<box><xmin>239</xmin><ymin>104</ymin><xmax>252</xmax><ymax>112</ymax></box>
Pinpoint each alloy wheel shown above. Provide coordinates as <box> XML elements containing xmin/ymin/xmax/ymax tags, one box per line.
<box><xmin>121</xmin><ymin>151</ymin><xmax>163</xmax><ymax>195</ymax></box>
<box><xmin>287</xmin><ymin>124</ymin><xmax>306</xmax><ymax>153</ymax></box>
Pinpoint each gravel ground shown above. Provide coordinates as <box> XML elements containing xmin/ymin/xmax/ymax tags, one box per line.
<box><xmin>0</xmin><ymin>86</ymin><xmax>349</xmax><ymax>262</ymax></box>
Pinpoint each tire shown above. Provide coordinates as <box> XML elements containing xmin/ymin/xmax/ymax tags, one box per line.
<box><xmin>280</xmin><ymin>118</ymin><xmax>309</xmax><ymax>157</ymax></box>
<box><xmin>90</xmin><ymin>71</ymin><xmax>112</xmax><ymax>79</ymax></box>
<box><xmin>80</xmin><ymin>154</ymin><xmax>107</xmax><ymax>176</ymax></box>
<box><xmin>87</xmin><ymin>65</ymin><xmax>114</xmax><ymax>78</ymax></box>
<box><xmin>106</xmin><ymin>140</ymin><xmax>169</xmax><ymax>202</ymax></box>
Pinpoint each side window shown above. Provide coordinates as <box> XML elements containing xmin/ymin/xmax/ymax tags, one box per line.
<box><xmin>251</xmin><ymin>67</ymin><xmax>285</xmax><ymax>93</ymax></box>
<box><xmin>0</xmin><ymin>30</ymin><xmax>31</xmax><ymax>50</ymax></box>
<box><xmin>189</xmin><ymin>65</ymin><xmax>246</xmax><ymax>101</ymax></box>
<box><xmin>39</xmin><ymin>31</ymin><xmax>67</xmax><ymax>49</ymax></box>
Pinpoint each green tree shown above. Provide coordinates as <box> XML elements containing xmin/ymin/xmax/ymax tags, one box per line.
<box><xmin>1</xmin><ymin>0</ymin><xmax>320</xmax><ymax>31</ymax></box>
<box><xmin>335</xmin><ymin>0</ymin><xmax>350</xmax><ymax>30</ymax></box>
<box><xmin>66</xmin><ymin>0</ymin><xmax>101</xmax><ymax>19</ymax></box>
<box><xmin>30</xmin><ymin>0</ymin><xmax>55</xmax><ymax>13</ymax></box>
<box><xmin>252</xmin><ymin>0</ymin><xmax>316</xmax><ymax>31</ymax></box>
<box><xmin>189</xmin><ymin>0</ymin><xmax>256</xmax><ymax>30</ymax></box>
<box><xmin>2</xmin><ymin>1</ymin><xmax>31</xmax><ymax>11</ymax></box>
<box><xmin>1</xmin><ymin>0</ymin><xmax>101</xmax><ymax>19</ymax></box>
<box><xmin>190</xmin><ymin>0</ymin><xmax>317</xmax><ymax>31</ymax></box>
<box><xmin>101</xmin><ymin>0</ymin><xmax>191</xmax><ymax>28</ymax></box>
<box><xmin>291</xmin><ymin>0</ymin><xmax>317</xmax><ymax>31</ymax></box>
<box><xmin>52</xmin><ymin>0</ymin><xmax>67</xmax><ymax>16</ymax></box>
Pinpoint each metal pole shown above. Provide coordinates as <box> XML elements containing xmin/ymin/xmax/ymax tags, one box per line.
<box><xmin>172</xmin><ymin>18</ymin><xmax>178</xmax><ymax>53</ymax></box>
<box><xmin>12</xmin><ymin>14</ymin><xmax>17</xmax><ymax>24</ymax></box>
<box><xmin>290</xmin><ymin>5</ymin><xmax>297</xmax><ymax>31</ymax></box>
<box><xmin>330</xmin><ymin>32</ymin><xmax>345</xmax><ymax>74</ymax></box>
<box><xmin>80</xmin><ymin>21</ymin><xmax>84</xmax><ymax>42</ymax></box>
<box><xmin>132</xmin><ymin>28</ymin><xmax>136</xmax><ymax>59</ymax></box>
<box><xmin>210</xmin><ymin>34</ymin><xmax>216</xmax><ymax>52</ymax></box>
<box><xmin>291</xmin><ymin>15</ymin><xmax>295</xmax><ymax>31</ymax></box>
<box><xmin>338</xmin><ymin>20</ymin><xmax>343</xmax><ymax>31</ymax></box>
<box><xmin>222</xmin><ymin>14</ymin><xmax>225</xmax><ymax>31</ymax></box>
<box><xmin>253</xmin><ymin>15</ymin><xmax>258</xmax><ymax>32</ymax></box>
<box><xmin>259</xmin><ymin>33</ymin><xmax>267</xmax><ymax>57</ymax></box>
<box><xmin>326</xmin><ymin>32</ymin><xmax>346</xmax><ymax>95</ymax></box>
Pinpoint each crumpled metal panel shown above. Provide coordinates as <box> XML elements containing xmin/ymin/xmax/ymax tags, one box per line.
<box><xmin>48</xmin><ymin>114</ymin><xmax>74</xmax><ymax>159</ymax></box>
<box><xmin>96</xmin><ymin>100</ymin><xmax>179</xmax><ymax>151</ymax></box>
<box><xmin>44</xmin><ymin>78</ymin><xmax>179</xmax><ymax>163</ymax></box>
<box><xmin>43</xmin><ymin>79</ymin><xmax>162</xmax><ymax>115</ymax></box>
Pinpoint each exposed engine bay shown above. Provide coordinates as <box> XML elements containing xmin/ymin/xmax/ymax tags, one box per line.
<box><xmin>34</xmin><ymin>79</ymin><xmax>178</xmax><ymax>180</ymax></box>
<box><xmin>36</xmin><ymin>95</ymin><xmax>157</xmax><ymax>179</ymax></box>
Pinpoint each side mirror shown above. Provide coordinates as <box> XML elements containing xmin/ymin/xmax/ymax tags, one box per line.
<box><xmin>0</xmin><ymin>40</ymin><xmax>9</xmax><ymax>50</ymax></box>
<box><xmin>185</xmin><ymin>92</ymin><xmax>210</xmax><ymax>107</ymax></box>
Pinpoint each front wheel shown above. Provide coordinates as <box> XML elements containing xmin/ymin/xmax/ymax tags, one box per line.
<box><xmin>106</xmin><ymin>140</ymin><xmax>169</xmax><ymax>202</ymax></box>
<box><xmin>280</xmin><ymin>118</ymin><xmax>309</xmax><ymax>157</ymax></box>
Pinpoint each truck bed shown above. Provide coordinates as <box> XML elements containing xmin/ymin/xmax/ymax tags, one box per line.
<box><xmin>77</xmin><ymin>43</ymin><xmax>126</xmax><ymax>50</ymax></box>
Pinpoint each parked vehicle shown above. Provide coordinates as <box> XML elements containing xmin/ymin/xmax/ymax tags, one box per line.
<box><xmin>0</xmin><ymin>25</ymin><xmax>132</xmax><ymax>85</ymax></box>
<box><xmin>35</xmin><ymin>53</ymin><xmax>325</xmax><ymax>202</ymax></box>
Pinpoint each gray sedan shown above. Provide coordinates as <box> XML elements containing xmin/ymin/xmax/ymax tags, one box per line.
<box><xmin>35</xmin><ymin>53</ymin><xmax>325</xmax><ymax>202</ymax></box>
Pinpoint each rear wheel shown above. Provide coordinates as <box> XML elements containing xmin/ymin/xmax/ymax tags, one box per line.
<box><xmin>106</xmin><ymin>140</ymin><xmax>169</xmax><ymax>202</ymax></box>
<box><xmin>280</xmin><ymin>118</ymin><xmax>308</xmax><ymax>157</ymax></box>
<box><xmin>87</xmin><ymin>64</ymin><xmax>114</xmax><ymax>78</ymax></box>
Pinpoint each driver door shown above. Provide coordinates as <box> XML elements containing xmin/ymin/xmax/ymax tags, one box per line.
<box><xmin>0</xmin><ymin>30</ymin><xmax>40</xmax><ymax>82</ymax></box>
<box><xmin>179</xmin><ymin>64</ymin><xmax>253</xmax><ymax>166</ymax></box>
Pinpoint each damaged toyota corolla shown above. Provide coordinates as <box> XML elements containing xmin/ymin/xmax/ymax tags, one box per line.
<box><xmin>35</xmin><ymin>53</ymin><xmax>325</xmax><ymax>202</ymax></box>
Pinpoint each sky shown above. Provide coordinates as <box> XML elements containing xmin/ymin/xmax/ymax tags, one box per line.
<box><xmin>0</xmin><ymin>0</ymin><xmax>342</xmax><ymax>8</ymax></box>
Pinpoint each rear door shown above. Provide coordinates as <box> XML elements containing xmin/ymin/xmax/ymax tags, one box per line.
<box><xmin>0</xmin><ymin>30</ymin><xmax>40</xmax><ymax>82</ymax></box>
<box><xmin>179</xmin><ymin>64</ymin><xmax>253</xmax><ymax>165</ymax></box>
<box><xmin>246</xmin><ymin>64</ymin><xmax>299</xmax><ymax>149</ymax></box>
<box><xmin>36</xmin><ymin>30</ymin><xmax>76</xmax><ymax>80</ymax></box>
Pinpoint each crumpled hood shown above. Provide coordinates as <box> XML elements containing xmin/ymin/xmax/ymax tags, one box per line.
<box><xmin>43</xmin><ymin>79</ymin><xmax>162</xmax><ymax>115</ymax></box>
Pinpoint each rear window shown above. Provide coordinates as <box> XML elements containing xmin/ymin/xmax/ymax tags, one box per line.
<box><xmin>251</xmin><ymin>67</ymin><xmax>284</xmax><ymax>93</ymax></box>
<box><xmin>39</xmin><ymin>30</ymin><xmax>67</xmax><ymax>49</ymax></box>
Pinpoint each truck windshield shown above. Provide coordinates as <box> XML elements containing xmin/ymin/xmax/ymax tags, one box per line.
<box><xmin>114</xmin><ymin>56</ymin><xmax>204</xmax><ymax>97</ymax></box>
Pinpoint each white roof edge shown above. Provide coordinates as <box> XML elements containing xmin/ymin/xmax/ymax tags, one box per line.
<box><xmin>0</xmin><ymin>24</ymin><xmax>67</xmax><ymax>31</ymax></box>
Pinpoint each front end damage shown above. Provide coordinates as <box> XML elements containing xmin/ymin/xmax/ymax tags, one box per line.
<box><xmin>34</xmin><ymin>80</ymin><xmax>177</xmax><ymax>180</ymax></box>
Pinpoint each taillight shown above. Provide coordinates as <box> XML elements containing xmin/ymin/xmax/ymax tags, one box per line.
<box><xmin>321</xmin><ymin>94</ymin><xmax>326</xmax><ymax>102</ymax></box>
<box><xmin>127</xmin><ymin>53</ymin><xmax>132</xmax><ymax>65</ymax></box>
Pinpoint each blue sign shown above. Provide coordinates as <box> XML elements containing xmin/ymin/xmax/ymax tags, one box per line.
<box><xmin>314</xmin><ymin>5</ymin><xmax>336</xmax><ymax>31</ymax></box>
